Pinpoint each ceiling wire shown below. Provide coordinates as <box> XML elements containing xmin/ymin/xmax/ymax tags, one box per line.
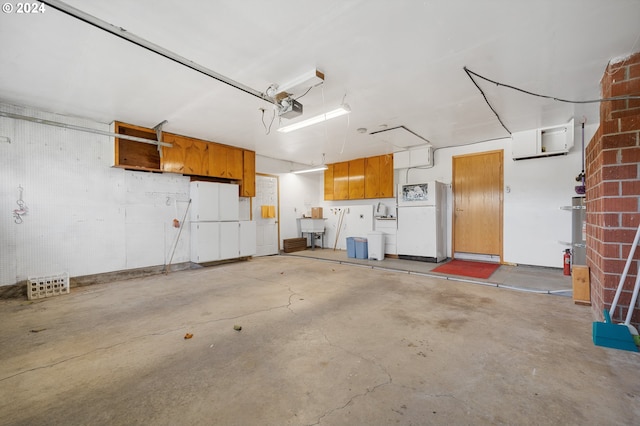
<box><xmin>464</xmin><ymin>67</ymin><xmax>512</xmax><ymax>135</ymax></box>
<box><xmin>465</xmin><ymin>66</ymin><xmax>640</xmax><ymax>104</ymax></box>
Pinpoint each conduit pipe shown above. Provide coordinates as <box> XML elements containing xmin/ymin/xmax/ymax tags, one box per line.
<box><xmin>0</xmin><ymin>110</ymin><xmax>172</xmax><ymax>147</ymax></box>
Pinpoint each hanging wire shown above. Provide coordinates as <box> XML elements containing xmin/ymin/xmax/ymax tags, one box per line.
<box><xmin>465</xmin><ymin>66</ymin><xmax>640</xmax><ymax>104</ymax></box>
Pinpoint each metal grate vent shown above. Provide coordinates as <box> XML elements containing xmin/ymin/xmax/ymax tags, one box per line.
<box><xmin>27</xmin><ymin>272</ymin><xmax>70</xmax><ymax>300</ymax></box>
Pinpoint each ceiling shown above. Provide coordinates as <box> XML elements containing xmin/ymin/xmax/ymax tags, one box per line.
<box><xmin>1</xmin><ymin>0</ymin><xmax>639</xmax><ymax>167</ymax></box>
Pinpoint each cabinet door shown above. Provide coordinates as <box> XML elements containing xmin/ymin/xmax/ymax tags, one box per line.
<box><xmin>379</xmin><ymin>154</ymin><xmax>394</xmax><ymax>198</ymax></box>
<box><xmin>162</xmin><ymin>135</ymin><xmax>209</xmax><ymax>175</ymax></box>
<box><xmin>324</xmin><ymin>164</ymin><xmax>334</xmax><ymax>200</ymax></box>
<box><xmin>209</xmin><ymin>144</ymin><xmax>228</xmax><ymax>177</ymax></box>
<box><xmin>333</xmin><ymin>162</ymin><xmax>349</xmax><ymax>200</ymax></box>
<box><xmin>227</xmin><ymin>148</ymin><xmax>243</xmax><ymax>179</ymax></box>
<box><xmin>348</xmin><ymin>158</ymin><xmax>365</xmax><ymax>199</ymax></box>
<box><xmin>219</xmin><ymin>222</ymin><xmax>240</xmax><ymax>260</ymax></box>
<box><xmin>241</xmin><ymin>150</ymin><xmax>256</xmax><ymax>197</ymax></box>
<box><xmin>184</xmin><ymin>137</ymin><xmax>209</xmax><ymax>175</ymax></box>
<box><xmin>239</xmin><ymin>221</ymin><xmax>257</xmax><ymax>256</ymax></box>
<box><xmin>364</xmin><ymin>156</ymin><xmax>380</xmax><ymax>198</ymax></box>
<box><xmin>161</xmin><ymin>133</ymin><xmax>184</xmax><ymax>173</ymax></box>
<box><xmin>190</xmin><ymin>222</ymin><xmax>220</xmax><ymax>263</ymax></box>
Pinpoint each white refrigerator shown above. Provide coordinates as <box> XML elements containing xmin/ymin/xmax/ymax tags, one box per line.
<box><xmin>190</xmin><ymin>182</ymin><xmax>256</xmax><ymax>263</ymax></box>
<box><xmin>396</xmin><ymin>181</ymin><xmax>447</xmax><ymax>262</ymax></box>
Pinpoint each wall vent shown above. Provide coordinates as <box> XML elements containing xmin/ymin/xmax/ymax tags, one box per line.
<box><xmin>27</xmin><ymin>272</ymin><xmax>70</xmax><ymax>300</ymax></box>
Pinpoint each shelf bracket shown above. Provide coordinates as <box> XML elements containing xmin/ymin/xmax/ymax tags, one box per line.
<box><xmin>153</xmin><ymin>120</ymin><xmax>168</xmax><ymax>159</ymax></box>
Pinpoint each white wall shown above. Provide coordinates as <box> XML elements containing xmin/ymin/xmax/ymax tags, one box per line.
<box><xmin>0</xmin><ymin>104</ymin><xmax>191</xmax><ymax>286</ymax></box>
<box><xmin>393</xmin><ymin>123</ymin><xmax>597</xmax><ymax>268</ymax></box>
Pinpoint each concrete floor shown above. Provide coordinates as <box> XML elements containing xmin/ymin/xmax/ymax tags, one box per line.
<box><xmin>1</xmin><ymin>255</ymin><xmax>639</xmax><ymax>425</ymax></box>
<box><xmin>285</xmin><ymin>249</ymin><xmax>573</xmax><ymax>295</ymax></box>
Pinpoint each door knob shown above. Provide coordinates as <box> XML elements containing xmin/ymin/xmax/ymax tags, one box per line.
<box><xmin>455</xmin><ymin>208</ymin><xmax>464</xmax><ymax>212</ymax></box>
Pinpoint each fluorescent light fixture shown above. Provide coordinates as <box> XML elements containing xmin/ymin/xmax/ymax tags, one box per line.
<box><xmin>291</xmin><ymin>165</ymin><xmax>329</xmax><ymax>174</ymax></box>
<box><xmin>278</xmin><ymin>104</ymin><xmax>351</xmax><ymax>133</ymax></box>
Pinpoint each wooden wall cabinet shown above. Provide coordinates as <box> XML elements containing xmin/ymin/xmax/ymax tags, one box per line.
<box><xmin>113</xmin><ymin>121</ymin><xmax>160</xmax><ymax>171</ymax></box>
<box><xmin>162</xmin><ymin>134</ymin><xmax>210</xmax><ymax>176</ymax></box>
<box><xmin>379</xmin><ymin>154</ymin><xmax>394</xmax><ymax>198</ymax></box>
<box><xmin>324</xmin><ymin>164</ymin><xmax>334</xmax><ymax>200</ymax></box>
<box><xmin>323</xmin><ymin>153</ymin><xmax>394</xmax><ymax>201</ymax></box>
<box><xmin>364</xmin><ymin>156</ymin><xmax>380</xmax><ymax>198</ymax></box>
<box><xmin>113</xmin><ymin>121</ymin><xmax>255</xmax><ymax>194</ymax></box>
<box><xmin>348</xmin><ymin>158</ymin><xmax>365</xmax><ymax>199</ymax></box>
<box><xmin>333</xmin><ymin>162</ymin><xmax>349</xmax><ymax>200</ymax></box>
<box><xmin>210</xmin><ymin>144</ymin><xmax>243</xmax><ymax>179</ymax></box>
<box><xmin>241</xmin><ymin>150</ymin><xmax>256</xmax><ymax>197</ymax></box>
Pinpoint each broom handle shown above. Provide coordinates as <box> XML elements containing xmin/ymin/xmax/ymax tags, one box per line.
<box><xmin>610</xmin><ymin>222</ymin><xmax>640</xmax><ymax>315</ymax></box>
<box><xmin>624</xmin><ymin>269</ymin><xmax>640</xmax><ymax>326</ymax></box>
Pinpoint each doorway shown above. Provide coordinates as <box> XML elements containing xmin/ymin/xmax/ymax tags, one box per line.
<box><xmin>253</xmin><ymin>174</ymin><xmax>280</xmax><ymax>256</ymax></box>
<box><xmin>452</xmin><ymin>150</ymin><xmax>503</xmax><ymax>262</ymax></box>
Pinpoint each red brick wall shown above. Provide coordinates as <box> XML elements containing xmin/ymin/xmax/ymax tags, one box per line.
<box><xmin>586</xmin><ymin>52</ymin><xmax>640</xmax><ymax>325</ymax></box>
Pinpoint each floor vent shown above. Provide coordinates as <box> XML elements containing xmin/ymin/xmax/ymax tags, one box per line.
<box><xmin>27</xmin><ymin>272</ymin><xmax>70</xmax><ymax>300</ymax></box>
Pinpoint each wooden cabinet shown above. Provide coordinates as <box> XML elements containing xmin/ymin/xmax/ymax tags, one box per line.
<box><xmin>324</xmin><ymin>164</ymin><xmax>334</xmax><ymax>200</ymax></box>
<box><xmin>333</xmin><ymin>162</ymin><xmax>349</xmax><ymax>200</ymax></box>
<box><xmin>348</xmin><ymin>158</ymin><xmax>365</xmax><ymax>199</ymax></box>
<box><xmin>364</xmin><ymin>156</ymin><xmax>380</xmax><ymax>198</ymax></box>
<box><xmin>379</xmin><ymin>154</ymin><xmax>394</xmax><ymax>198</ymax></box>
<box><xmin>162</xmin><ymin>134</ymin><xmax>210</xmax><ymax>176</ymax></box>
<box><xmin>240</xmin><ymin>150</ymin><xmax>255</xmax><ymax>197</ymax></box>
<box><xmin>227</xmin><ymin>148</ymin><xmax>243</xmax><ymax>179</ymax></box>
<box><xmin>113</xmin><ymin>121</ymin><xmax>160</xmax><ymax>170</ymax></box>
<box><xmin>113</xmin><ymin>121</ymin><xmax>256</xmax><ymax>189</ymax></box>
<box><xmin>210</xmin><ymin>144</ymin><xmax>243</xmax><ymax>179</ymax></box>
<box><xmin>323</xmin><ymin>153</ymin><xmax>394</xmax><ymax>201</ymax></box>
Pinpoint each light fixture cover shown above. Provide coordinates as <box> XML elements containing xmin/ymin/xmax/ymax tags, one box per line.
<box><xmin>291</xmin><ymin>165</ymin><xmax>329</xmax><ymax>174</ymax></box>
<box><xmin>278</xmin><ymin>104</ymin><xmax>351</xmax><ymax>133</ymax></box>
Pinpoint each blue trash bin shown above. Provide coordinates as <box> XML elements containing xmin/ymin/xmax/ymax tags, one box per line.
<box><xmin>355</xmin><ymin>238</ymin><xmax>368</xmax><ymax>259</ymax></box>
<box><xmin>346</xmin><ymin>237</ymin><xmax>356</xmax><ymax>258</ymax></box>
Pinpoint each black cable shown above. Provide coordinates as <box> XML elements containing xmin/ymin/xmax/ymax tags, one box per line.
<box><xmin>294</xmin><ymin>86</ymin><xmax>313</xmax><ymax>100</ymax></box>
<box><xmin>464</xmin><ymin>67</ymin><xmax>512</xmax><ymax>135</ymax></box>
<box><xmin>465</xmin><ymin>67</ymin><xmax>640</xmax><ymax>104</ymax></box>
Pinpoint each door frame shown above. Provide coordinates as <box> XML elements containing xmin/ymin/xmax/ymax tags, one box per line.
<box><xmin>451</xmin><ymin>149</ymin><xmax>504</xmax><ymax>263</ymax></box>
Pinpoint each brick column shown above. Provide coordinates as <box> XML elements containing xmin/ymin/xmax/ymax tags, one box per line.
<box><xmin>586</xmin><ymin>52</ymin><xmax>640</xmax><ymax>325</ymax></box>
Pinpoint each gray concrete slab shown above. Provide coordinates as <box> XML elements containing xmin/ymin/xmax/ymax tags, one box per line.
<box><xmin>285</xmin><ymin>248</ymin><xmax>573</xmax><ymax>294</ymax></box>
<box><xmin>1</xmin><ymin>256</ymin><xmax>638</xmax><ymax>425</ymax></box>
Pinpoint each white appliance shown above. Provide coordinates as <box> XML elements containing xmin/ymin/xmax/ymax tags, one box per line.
<box><xmin>396</xmin><ymin>181</ymin><xmax>447</xmax><ymax>262</ymax></box>
<box><xmin>190</xmin><ymin>182</ymin><xmax>256</xmax><ymax>263</ymax></box>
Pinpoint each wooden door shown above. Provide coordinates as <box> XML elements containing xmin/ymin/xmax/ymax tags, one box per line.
<box><xmin>364</xmin><ymin>156</ymin><xmax>380</xmax><ymax>198</ymax></box>
<box><xmin>452</xmin><ymin>150</ymin><xmax>503</xmax><ymax>259</ymax></box>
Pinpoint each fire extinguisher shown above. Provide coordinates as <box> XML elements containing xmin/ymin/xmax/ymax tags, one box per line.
<box><xmin>563</xmin><ymin>249</ymin><xmax>571</xmax><ymax>276</ymax></box>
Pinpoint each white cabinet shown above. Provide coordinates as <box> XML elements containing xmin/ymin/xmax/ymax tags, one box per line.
<box><xmin>375</xmin><ymin>218</ymin><xmax>398</xmax><ymax>255</ymax></box>
<box><xmin>190</xmin><ymin>181</ymin><xmax>220</xmax><ymax>221</ymax></box>
<box><xmin>393</xmin><ymin>146</ymin><xmax>433</xmax><ymax>169</ymax></box>
<box><xmin>239</xmin><ymin>221</ymin><xmax>257</xmax><ymax>256</ymax></box>
<box><xmin>219</xmin><ymin>222</ymin><xmax>240</xmax><ymax>260</ymax></box>
<box><xmin>219</xmin><ymin>183</ymin><xmax>240</xmax><ymax>221</ymax></box>
<box><xmin>190</xmin><ymin>222</ymin><xmax>220</xmax><ymax>263</ymax></box>
<box><xmin>512</xmin><ymin>119</ymin><xmax>574</xmax><ymax>160</ymax></box>
<box><xmin>190</xmin><ymin>181</ymin><xmax>249</xmax><ymax>263</ymax></box>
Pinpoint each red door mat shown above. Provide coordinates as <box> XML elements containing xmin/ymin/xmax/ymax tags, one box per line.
<box><xmin>431</xmin><ymin>259</ymin><xmax>500</xmax><ymax>279</ymax></box>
